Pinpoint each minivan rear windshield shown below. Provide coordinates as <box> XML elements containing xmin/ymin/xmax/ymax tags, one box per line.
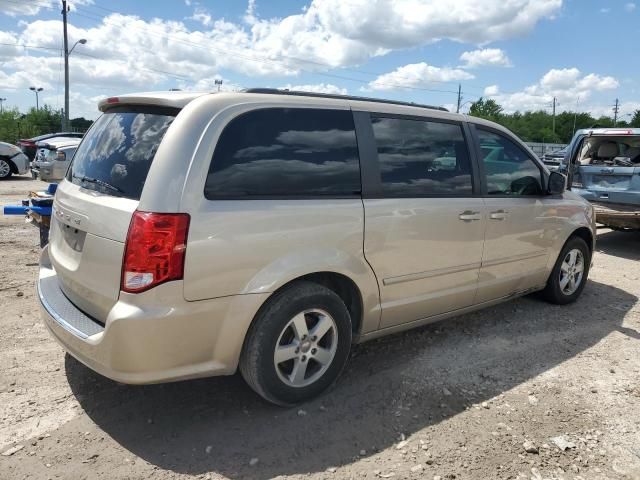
<box><xmin>67</xmin><ymin>106</ymin><xmax>178</xmax><ymax>200</ymax></box>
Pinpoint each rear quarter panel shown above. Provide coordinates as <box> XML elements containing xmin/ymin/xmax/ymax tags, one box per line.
<box><xmin>165</xmin><ymin>96</ymin><xmax>381</xmax><ymax>335</ymax></box>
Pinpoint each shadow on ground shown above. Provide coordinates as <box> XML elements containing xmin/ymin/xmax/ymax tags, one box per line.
<box><xmin>65</xmin><ymin>276</ymin><xmax>637</xmax><ymax>480</ymax></box>
<box><xmin>596</xmin><ymin>229</ymin><xmax>640</xmax><ymax>261</ymax></box>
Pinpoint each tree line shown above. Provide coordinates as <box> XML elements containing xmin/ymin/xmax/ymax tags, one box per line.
<box><xmin>2</xmin><ymin>99</ymin><xmax>640</xmax><ymax>147</ymax></box>
<box><xmin>468</xmin><ymin>98</ymin><xmax>640</xmax><ymax>144</ymax></box>
<box><xmin>0</xmin><ymin>105</ymin><xmax>93</xmax><ymax>144</ymax></box>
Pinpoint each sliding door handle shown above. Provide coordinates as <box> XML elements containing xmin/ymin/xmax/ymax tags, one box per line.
<box><xmin>489</xmin><ymin>210</ymin><xmax>509</xmax><ymax>220</ymax></box>
<box><xmin>459</xmin><ymin>211</ymin><xmax>482</xmax><ymax>222</ymax></box>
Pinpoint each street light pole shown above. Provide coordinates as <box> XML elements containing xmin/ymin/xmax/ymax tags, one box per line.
<box><xmin>62</xmin><ymin>0</ymin><xmax>70</xmax><ymax>130</ymax></box>
<box><xmin>29</xmin><ymin>87</ymin><xmax>43</xmax><ymax>110</ymax></box>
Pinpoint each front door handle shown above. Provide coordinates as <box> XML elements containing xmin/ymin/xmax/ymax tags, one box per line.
<box><xmin>489</xmin><ymin>210</ymin><xmax>509</xmax><ymax>220</ymax></box>
<box><xmin>459</xmin><ymin>211</ymin><xmax>482</xmax><ymax>222</ymax></box>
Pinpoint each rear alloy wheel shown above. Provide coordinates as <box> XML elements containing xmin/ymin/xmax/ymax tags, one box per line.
<box><xmin>240</xmin><ymin>281</ymin><xmax>352</xmax><ymax>406</ymax></box>
<box><xmin>274</xmin><ymin>309</ymin><xmax>338</xmax><ymax>388</ymax></box>
<box><xmin>0</xmin><ymin>159</ymin><xmax>12</xmax><ymax>179</ymax></box>
<box><xmin>541</xmin><ymin>236</ymin><xmax>590</xmax><ymax>304</ymax></box>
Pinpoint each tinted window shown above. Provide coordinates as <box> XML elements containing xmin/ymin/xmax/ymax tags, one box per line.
<box><xmin>68</xmin><ymin>107</ymin><xmax>176</xmax><ymax>200</ymax></box>
<box><xmin>371</xmin><ymin>116</ymin><xmax>473</xmax><ymax>196</ymax></box>
<box><xmin>205</xmin><ymin>108</ymin><xmax>360</xmax><ymax>198</ymax></box>
<box><xmin>477</xmin><ymin>129</ymin><xmax>543</xmax><ymax>196</ymax></box>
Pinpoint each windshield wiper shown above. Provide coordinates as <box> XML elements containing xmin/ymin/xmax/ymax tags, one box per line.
<box><xmin>73</xmin><ymin>174</ymin><xmax>124</xmax><ymax>194</ymax></box>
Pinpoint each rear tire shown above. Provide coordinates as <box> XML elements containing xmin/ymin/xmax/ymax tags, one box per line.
<box><xmin>0</xmin><ymin>159</ymin><xmax>12</xmax><ymax>179</ymax></box>
<box><xmin>541</xmin><ymin>236</ymin><xmax>590</xmax><ymax>305</ymax></box>
<box><xmin>240</xmin><ymin>281</ymin><xmax>352</xmax><ymax>406</ymax></box>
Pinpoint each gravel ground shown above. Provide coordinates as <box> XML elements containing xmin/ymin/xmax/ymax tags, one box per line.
<box><xmin>1</xmin><ymin>176</ymin><xmax>640</xmax><ymax>480</ymax></box>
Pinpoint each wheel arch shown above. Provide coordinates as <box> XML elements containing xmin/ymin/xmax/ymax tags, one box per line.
<box><xmin>249</xmin><ymin>271</ymin><xmax>364</xmax><ymax>340</ymax></box>
<box><xmin>569</xmin><ymin>226</ymin><xmax>595</xmax><ymax>255</ymax></box>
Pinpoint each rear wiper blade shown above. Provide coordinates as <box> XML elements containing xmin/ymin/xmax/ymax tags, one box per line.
<box><xmin>73</xmin><ymin>174</ymin><xmax>124</xmax><ymax>194</ymax></box>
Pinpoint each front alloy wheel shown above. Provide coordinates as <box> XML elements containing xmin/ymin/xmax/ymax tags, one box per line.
<box><xmin>541</xmin><ymin>236</ymin><xmax>590</xmax><ymax>305</ymax></box>
<box><xmin>559</xmin><ymin>248</ymin><xmax>584</xmax><ymax>295</ymax></box>
<box><xmin>0</xmin><ymin>159</ymin><xmax>11</xmax><ymax>179</ymax></box>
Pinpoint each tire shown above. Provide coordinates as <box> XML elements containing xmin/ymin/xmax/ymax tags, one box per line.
<box><xmin>0</xmin><ymin>158</ymin><xmax>12</xmax><ymax>179</ymax></box>
<box><xmin>541</xmin><ymin>236</ymin><xmax>590</xmax><ymax>305</ymax></box>
<box><xmin>239</xmin><ymin>281</ymin><xmax>352</xmax><ymax>406</ymax></box>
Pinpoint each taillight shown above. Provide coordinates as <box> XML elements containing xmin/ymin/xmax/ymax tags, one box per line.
<box><xmin>121</xmin><ymin>211</ymin><xmax>190</xmax><ymax>293</ymax></box>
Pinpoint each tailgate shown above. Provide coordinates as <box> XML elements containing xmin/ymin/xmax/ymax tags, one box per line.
<box><xmin>50</xmin><ymin>182</ymin><xmax>137</xmax><ymax>321</ymax></box>
<box><xmin>47</xmin><ymin>106</ymin><xmax>178</xmax><ymax>322</ymax></box>
<box><xmin>578</xmin><ymin>165</ymin><xmax>640</xmax><ymax>205</ymax></box>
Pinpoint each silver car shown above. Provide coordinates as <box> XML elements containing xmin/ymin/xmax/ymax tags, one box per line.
<box><xmin>38</xmin><ymin>89</ymin><xmax>595</xmax><ymax>405</ymax></box>
<box><xmin>0</xmin><ymin>141</ymin><xmax>30</xmax><ymax>179</ymax></box>
<box><xmin>565</xmin><ymin>128</ymin><xmax>640</xmax><ymax>230</ymax></box>
<box><xmin>32</xmin><ymin>138</ymin><xmax>80</xmax><ymax>182</ymax></box>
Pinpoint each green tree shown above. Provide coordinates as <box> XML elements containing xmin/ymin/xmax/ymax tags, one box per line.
<box><xmin>630</xmin><ymin>110</ymin><xmax>640</xmax><ymax>128</ymax></box>
<box><xmin>468</xmin><ymin>97</ymin><xmax>503</xmax><ymax>121</ymax></box>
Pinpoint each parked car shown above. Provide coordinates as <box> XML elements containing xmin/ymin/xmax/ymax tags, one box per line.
<box><xmin>31</xmin><ymin>138</ymin><xmax>80</xmax><ymax>182</ymax></box>
<box><xmin>542</xmin><ymin>146</ymin><xmax>568</xmax><ymax>171</ymax></box>
<box><xmin>38</xmin><ymin>89</ymin><xmax>595</xmax><ymax>405</ymax></box>
<box><xmin>18</xmin><ymin>132</ymin><xmax>84</xmax><ymax>161</ymax></box>
<box><xmin>0</xmin><ymin>141</ymin><xmax>30</xmax><ymax>179</ymax></box>
<box><xmin>563</xmin><ymin>128</ymin><xmax>640</xmax><ymax>230</ymax></box>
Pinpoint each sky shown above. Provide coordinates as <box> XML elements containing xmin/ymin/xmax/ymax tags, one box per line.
<box><xmin>0</xmin><ymin>0</ymin><xmax>638</xmax><ymax>121</ymax></box>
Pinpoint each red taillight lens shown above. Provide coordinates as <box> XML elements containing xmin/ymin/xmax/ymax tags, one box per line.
<box><xmin>121</xmin><ymin>211</ymin><xmax>190</xmax><ymax>293</ymax></box>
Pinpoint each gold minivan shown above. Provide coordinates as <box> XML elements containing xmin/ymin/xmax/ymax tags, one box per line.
<box><xmin>38</xmin><ymin>89</ymin><xmax>595</xmax><ymax>405</ymax></box>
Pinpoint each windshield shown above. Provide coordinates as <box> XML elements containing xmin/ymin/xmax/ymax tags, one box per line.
<box><xmin>67</xmin><ymin>107</ymin><xmax>177</xmax><ymax>199</ymax></box>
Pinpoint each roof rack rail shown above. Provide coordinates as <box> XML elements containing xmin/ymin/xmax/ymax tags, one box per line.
<box><xmin>243</xmin><ymin>88</ymin><xmax>449</xmax><ymax>112</ymax></box>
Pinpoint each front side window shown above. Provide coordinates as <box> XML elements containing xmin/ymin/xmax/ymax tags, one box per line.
<box><xmin>371</xmin><ymin>116</ymin><xmax>473</xmax><ymax>196</ymax></box>
<box><xmin>205</xmin><ymin>108</ymin><xmax>361</xmax><ymax>198</ymax></box>
<box><xmin>477</xmin><ymin>129</ymin><xmax>543</xmax><ymax>196</ymax></box>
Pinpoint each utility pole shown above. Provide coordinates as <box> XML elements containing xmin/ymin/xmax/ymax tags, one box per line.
<box><xmin>62</xmin><ymin>0</ymin><xmax>70</xmax><ymax>130</ymax></box>
<box><xmin>552</xmin><ymin>97</ymin><xmax>557</xmax><ymax>135</ymax></box>
<box><xmin>456</xmin><ymin>84</ymin><xmax>462</xmax><ymax>113</ymax></box>
<box><xmin>612</xmin><ymin>98</ymin><xmax>620</xmax><ymax>126</ymax></box>
<box><xmin>0</xmin><ymin>98</ymin><xmax>5</xmax><ymax>114</ymax></box>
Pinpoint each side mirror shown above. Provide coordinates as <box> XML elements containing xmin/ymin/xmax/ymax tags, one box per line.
<box><xmin>56</xmin><ymin>151</ymin><xmax>66</xmax><ymax>162</ymax></box>
<box><xmin>547</xmin><ymin>171</ymin><xmax>566</xmax><ymax>195</ymax></box>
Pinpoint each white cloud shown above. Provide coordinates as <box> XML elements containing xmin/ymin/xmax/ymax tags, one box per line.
<box><xmin>368</xmin><ymin>62</ymin><xmax>474</xmax><ymax>91</ymax></box>
<box><xmin>600</xmin><ymin>7</ymin><xmax>611</xmax><ymax>13</ymax></box>
<box><xmin>485</xmin><ymin>68</ymin><xmax>619</xmax><ymax>113</ymax></box>
<box><xmin>0</xmin><ymin>0</ymin><xmax>564</xmax><ymax>118</ymax></box>
<box><xmin>0</xmin><ymin>0</ymin><xmax>93</xmax><ymax>17</ymax></box>
<box><xmin>624</xmin><ymin>3</ymin><xmax>636</xmax><ymax>12</ymax></box>
<box><xmin>459</xmin><ymin>48</ymin><xmax>511</xmax><ymax>68</ymax></box>
<box><xmin>281</xmin><ymin>83</ymin><xmax>347</xmax><ymax>95</ymax></box>
<box><xmin>187</xmin><ymin>8</ymin><xmax>213</xmax><ymax>27</ymax></box>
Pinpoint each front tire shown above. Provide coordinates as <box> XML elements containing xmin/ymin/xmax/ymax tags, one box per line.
<box><xmin>240</xmin><ymin>281</ymin><xmax>352</xmax><ymax>406</ymax></box>
<box><xmin>541</xmin><ymin>236</ymin><xmax>590</xmax><ymax>305</ymax></box>
<box><xmin>0</xmin><ymin>159</ymin><xmax>12</xmax><ymax>179</ymax></box>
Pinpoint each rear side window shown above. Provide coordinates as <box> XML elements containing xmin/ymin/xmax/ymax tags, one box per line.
<box><xmin>371</xmin><ymin>116</ymin><xmax>473</xmax><ymax>196</ymax></box>
<box><xmin>205</xmin><ymin>108</ymin><xmax>361</xmax><ymax>198</ymax></box>
<box><xmin>67</xmin><ymin>107</ymin><xmax>177</xmax><ymax>200</ymax></box>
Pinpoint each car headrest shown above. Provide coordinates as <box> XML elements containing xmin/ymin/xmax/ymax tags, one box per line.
<box><xmin>597</xmin><ymin>142</ymin><xmax>618</xmax><ymax>159</ymax></box>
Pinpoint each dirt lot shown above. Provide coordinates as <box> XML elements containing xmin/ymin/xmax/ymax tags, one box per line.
<box><xmin>1</xmin><ymin>176</ymin><xmax>640</xmax><ymax>480</ymax></box>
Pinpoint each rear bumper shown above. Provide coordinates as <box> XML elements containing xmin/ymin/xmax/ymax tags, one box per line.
<box><xmin>592</xmin><ymin>202</ymin><xmax>640</xmax><ymax>229</ymax></box>
<box><xmin>38</xmin><ymin>246</ymin><xmax>269</xmax><ymax>384</ymax></box>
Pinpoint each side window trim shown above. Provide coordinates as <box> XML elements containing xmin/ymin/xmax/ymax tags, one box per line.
<box><xmin>364</xmin><ymin>111</ymin><xmax>478</xmax><ymax>199</ymax></box>
<box><xmin>352</xmin><ymin>110</ymin><xmax>382</xmax><ymax>198</ymax></box>
<box><xmin>471</xmin><ymin>123</ymin><xmax>546</xmax><ymax>198</ymax></box>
